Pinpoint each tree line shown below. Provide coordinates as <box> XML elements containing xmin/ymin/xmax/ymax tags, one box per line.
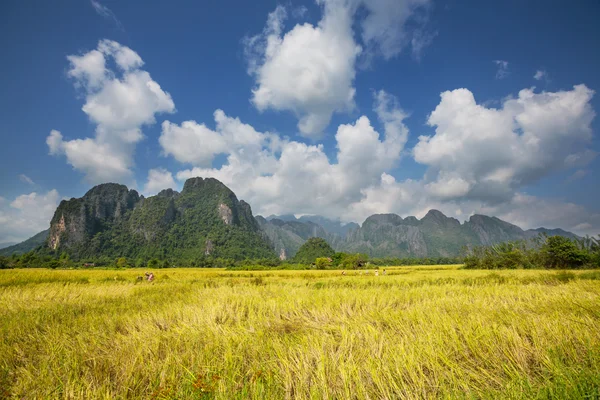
<box><xmin>1</xmin><ymin>234</ymin><xmax>598</xmax><ymax>270</ymax></box>
<box><xmin>463</xmin><ymin>234</ymin><xmax>600</xmax><ymax>269</ymax></box>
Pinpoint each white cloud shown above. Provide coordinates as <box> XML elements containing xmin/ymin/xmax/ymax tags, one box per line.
<box><xmin>345</xmin><ymin>174</ymin><xmax>600</xmax><ymax>236</ymax></box>
<box><xmin>48</xmin><ymin>40</ymin><xmax>175</xmax><ymax>185</ymax></box>
<box><xmin>160</xmin><ymin>120</ymin><xmax>228</xmax><ymax>166</ymax></box>
<box><xmin>342</xmin><ymin>84</ymin><xmax>598</xmax><ymax>234</ymax></box>
<box><xmin>171</xmin><ymin>90</ymin><xmax>409</xmax><ymax>218</ymax></box>
<box><xmin>494</xmin><ymin>60</ymin><xmax>509</xmax><ymax>79</ymax></box>
<box><xmin>534</xmin><ymin>69</ymin><xmax>547</xmax><ymax>81</ymax></box>
<box><xmin>160</xmin><ymin>109</ymin><xmax>275</xmax><ymax>167</ymax></box>
<box><xmin>143</xmin><ymin>168</ymin><xmax>178</xmax><ymax>196</ymax></box>
<box><xmin>166</xmin><ymin>84</ymin><xmax>597</xmax><ymax>236</ymax></box>
<box><xmin>493</xmin><ymin>193</ymin><xmax>600</xmax><ymax>236</ymax></box>
<box><xmin>246</xmin><ymin>3</ymin><xmax>360</xmax><ymax>137</ymax></box>
<box><xmin>245</xmin><ymin>0</ymin><xmax>432</xmax><ymax>137</ymax></box>
<box><xmin>18</xmin><ymin>174</ymin><xmax>35</xmax><ymax>185</ymax></box>
<box><xmin>413</xmin><ymin>85</ymin><xmax>596</xmax><ymax>202</ymax></box>
<box><xmin>0</xmin><ymin>190</ymin><xmax>60</xmax><ymax>243</ymax></box>
<box><xmin>67</xmin><ymin>49</ymin><xmax>106</xmax><ymax>89</ymax></box>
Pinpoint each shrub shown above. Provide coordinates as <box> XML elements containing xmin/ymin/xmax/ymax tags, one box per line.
<box><xmin>315</xmin><ymin>257</ymin><xmax>332</xmax><ymax>270</ymax></box>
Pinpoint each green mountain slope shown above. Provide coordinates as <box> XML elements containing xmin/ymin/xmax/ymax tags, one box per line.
<box><xmin>45</xmin><ymin>178</ymin><xmax>275</xmax><ymax>260</ymax></box>
<box><xmin>6</xmin><ymin>179</ymin><xmax>583</xmax><ymax>261</ymax></box>
<box><xmin>0</xmin><ymin>229</ymin><xmax>49</xmax><ymax>256</ymax></box>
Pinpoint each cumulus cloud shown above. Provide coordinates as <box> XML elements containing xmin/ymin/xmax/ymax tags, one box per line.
<box><xmin>343</xmin><ymin>84</ymin><xmax>598</xmax><ymax>234</ymax></box>
<box><xmin>164</xmin><ymin>83</ymin><xmax>597</xmax><ymax>236</ymax></box>
<box><xmin>494</xmin><ymin>60</ymin><xmax>509</xmax><ymax>79</ymax></box>
<box><xmin>48</xmin><ymin>40</ymin><xmax>175</xmax><ymax>184</ymax></box>
<box><xmin>143</xmin><ymin>168</ymin><xmax>178</xmax><ymax>196</ymax></box>
<box><xmin>245</xmin><ymin>3</ymin><xmax>360</xmax><ymax>137</ymax></box>
<box><xmin>345</xmin><ymin>174</ymin><xmax>600</xmax><ymax>236</ymax></box>
<box><xmin>19</xmin><ymin>174</ymin><xmax>34</xmax><ymax>185</ymax></box>
<box><xmin>0</xmin><ymin>190</ymin><xmax>60</xmax><ymax>243</ymax></box>
<box><xmin>414</xmin><ymin>85</ymin><xmax>596</xmax><ymax>202</ymax></box>
<box><xmin>168</xmin><ymin>91</ymin><xmax>409</xmax><ymax>218</ymax></box>
<box><xmin>245</xmin><ymin>0</ymin><xmax>432</xmax><ymax>137</ymax></box>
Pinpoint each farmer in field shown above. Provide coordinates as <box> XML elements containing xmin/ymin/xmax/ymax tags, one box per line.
<box><xmin>144</xmin><ymin>272</ymin><xmax>155</xmax><ymax>282</ymax></box>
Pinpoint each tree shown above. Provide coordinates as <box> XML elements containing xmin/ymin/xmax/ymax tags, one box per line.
<box><xmin>541</xmin><ymin>236</ymin><xmax>589</xmax><ymax>269</ymax></box>
<box><xmin>148</xmin><ymin>259</ymin><xmax>160</xmax><ymax>269</ymax></box>
<box><xmin>116</xmin><ymin>257</ymin><xmax>128</xmax><ymax>268</ymax></box>
<box><xmin>340</xmin><ymin>253</ymin><xmax>368</xmax><ymax>269</ymax></box>
<box><xmin>293</xmin><ymin>238</ymin><xmax>335</xmax><ymax>264</ymax></box>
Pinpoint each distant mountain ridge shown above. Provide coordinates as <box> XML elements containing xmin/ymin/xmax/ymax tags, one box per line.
<box><xmin>1</xmin><ymin>178</ymin><xmax>582</xmax><ymax>259</ymax></box>
<box><xmin>260</xmin><ymin>210</ymin><xmax>581</xmax><ymax>258</ymax></box>
<box><xmin>0</xmin><ymin>230</ymin><xmax>49</xmax><ymax>256</ymax></box>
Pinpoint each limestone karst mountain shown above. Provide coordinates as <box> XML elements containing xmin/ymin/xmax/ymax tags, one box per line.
<box><xmin>2</xmin><ymin>177</ymin><xmax>581</xmax><ymax>260</ymax></box>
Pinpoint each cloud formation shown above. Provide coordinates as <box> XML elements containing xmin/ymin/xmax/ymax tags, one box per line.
<box><xmin>414</xmin><ymin>84</ymin><xmax>596</xmax><ymax>202</ymax></box>
<box><xmin>47</xmin><ymin>40</ymin><xmax>175</xmax><ymax>184</ymax></box>
<box><xmin>0</xmin><ymin>190</ymin><xmax>60</xmax><ymax>243</ymax></box>
<box><xmin>245</xmin><ymin>0</ymin><xmax>432</xmax><ymax>137</ymax></box>
<box><xmin>143</xmin><ymin>168</ymin><xmax>178</xmax><ymax>196</ymax></box>
<box><xmin>163</xmin><ymin>83</ymin><xmax>597</xmax><ymax>236</ymax></box>
<box><xmin>166</xmin><ymin>91</ymin><xmax>409</xmax><ymax>218</ymax></box>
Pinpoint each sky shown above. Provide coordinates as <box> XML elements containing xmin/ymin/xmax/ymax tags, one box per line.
<box><xmin>0</xmin><ymin>0</ymin><xmax>599</xmax><ymax>243</ymax></box>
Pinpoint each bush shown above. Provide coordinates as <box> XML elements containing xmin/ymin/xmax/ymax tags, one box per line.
<box><xmin>464</xmin><ymin>235</ymin><xmax>598</xmax><ymax>270</ymax></box>
<box><xmin>315</xmin><ymin>257</ymin><xmax>332</xmax><ymax>270</ymax></box>
<box><xmin>0</xmin><ymin>256</ymin><xmax>11</xmax><ymax>269</ymax></box>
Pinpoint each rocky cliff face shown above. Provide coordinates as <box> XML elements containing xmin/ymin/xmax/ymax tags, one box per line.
<box><xmin>46</xmin><ymin>177</ymin><xmax>274</xmax><ymax>260</ymax></box>
<box><xmin>37</xmin><ymin>178</ymin><xmax>582</xmax><ymax>261</ymax></box>
<box><xmin>257</xmin><ymin>209</ymin><xmax>584</xmax><ymax>258</ymax></box>
<box><xmin>48</xmin><ymin>183</ymin><xmax>140</xmax><ymax>251</ymax></box>
<box><xmin>342</xmin><ymin>214</ymin><xmax>429</xmax><ymax>257</ymax></box>
<box><xmin>256</xmin><ymin>217</ymin><xmax>331</xmax><ymax>258</ymax></box>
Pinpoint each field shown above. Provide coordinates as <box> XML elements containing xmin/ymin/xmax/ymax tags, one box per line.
<box><xmin>1</xmin><ymin>266</ymin><xmax>599</xmax><ymax>399</ymax></box>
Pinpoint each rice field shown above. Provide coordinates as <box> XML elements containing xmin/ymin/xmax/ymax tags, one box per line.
<box><xmin>1</xmin><ymin>266</ymin><xmax>599</xmax><ymax>399</ymax></box>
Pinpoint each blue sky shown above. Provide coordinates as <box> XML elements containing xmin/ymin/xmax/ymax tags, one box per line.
<box><xmin>0</xmin><ymin>0</ymin><xmax>599</xmax><ymax>242</ymax></box>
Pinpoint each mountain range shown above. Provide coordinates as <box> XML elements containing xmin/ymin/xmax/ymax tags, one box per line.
<box><xmin>0</xmin><ymin>177</ymin><xmax>580</xmax><ymax>260</ymax></box>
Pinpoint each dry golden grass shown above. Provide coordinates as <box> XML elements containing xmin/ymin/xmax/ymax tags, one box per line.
<box><xmin>1</xmin><ymin>266</ymin><xmax>599</xmax><ymax>399</ymax></box>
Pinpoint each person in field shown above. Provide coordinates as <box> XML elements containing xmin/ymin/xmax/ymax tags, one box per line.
<box><xmin>383</xmin><ymin>269</ymin><xmax>387</xmax><ymax>275</ymax></box>
<box><xmin>375</xmin><ymin>270</ymin><xmax>379</xmax><ymax>276</ymax></box>
<box><xmin>148</xmin><ymin>272</ymin><xmax>154</xmax><ymax>282</ymax></box>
